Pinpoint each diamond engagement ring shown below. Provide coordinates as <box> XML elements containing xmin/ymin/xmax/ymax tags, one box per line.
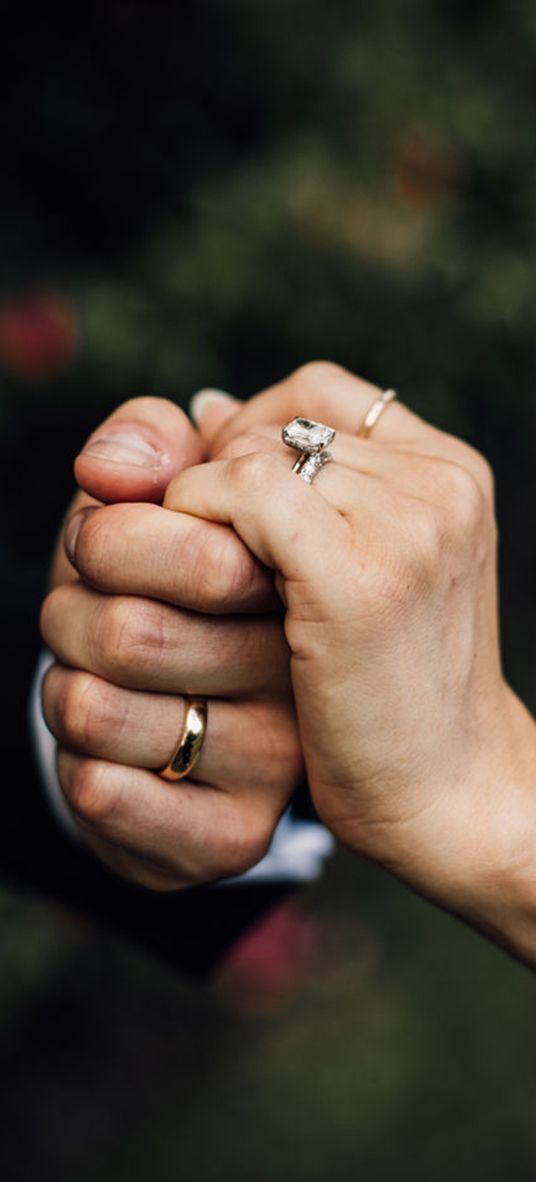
<box><xmin>282</xmin><ymin>416</ymin><xmax>336</xmax><ymax>484</ymax></box>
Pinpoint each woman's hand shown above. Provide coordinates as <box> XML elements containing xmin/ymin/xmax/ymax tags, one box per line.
<box><xmin>41</xmin><ymin>397</ymin><xmax>301</xmax><ymax>891</ymax></box>
<box><xmin>164</xmin><ymin>363</ymin><xmax>536</xmax><ymax>962</ymax></box>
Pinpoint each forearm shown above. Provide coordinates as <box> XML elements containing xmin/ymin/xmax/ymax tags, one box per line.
<box><xmin>467</xmin><ymin>691</ymin><xmax>536</xmax><ymax>967</ymax></box>
<box><xmin>394</xmin><ymin>687</ymin><xmax>536</xmax><ymax>967</ymax></box>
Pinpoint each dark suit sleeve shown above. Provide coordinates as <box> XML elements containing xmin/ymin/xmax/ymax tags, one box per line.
<box><xmin>1</xmin><ymin>551</ymin><xmax>293</xmax><ymax>980</ymax></box>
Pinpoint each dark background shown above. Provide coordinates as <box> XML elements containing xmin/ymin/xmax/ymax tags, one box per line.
<box><xmin>1</xmin><ymin>3</ymin><xmax>535</xmax><ymax>1179</ymax></box>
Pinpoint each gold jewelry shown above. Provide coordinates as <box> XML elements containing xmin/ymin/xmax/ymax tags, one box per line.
<box><xmin>159</xmin><ymin>696</ymin><xmax>207</xmax><ymax>782</ymax></box>
<box><xmin>357</xmin><ymin>388</ymin><xmax>397</xmax><ymax>438</ymax></box>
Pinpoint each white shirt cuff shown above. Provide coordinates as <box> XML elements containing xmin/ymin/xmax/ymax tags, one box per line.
<box><xmin>30</xmin><ymin>650</ymin><xmax>81</xmax><ymax>841</ymax></box>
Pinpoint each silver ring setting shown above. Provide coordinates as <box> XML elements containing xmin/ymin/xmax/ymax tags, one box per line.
<box><xmin>282</xmin><ymin>416</ymin><xmax>336</xmax><ymax>484</ymax></box>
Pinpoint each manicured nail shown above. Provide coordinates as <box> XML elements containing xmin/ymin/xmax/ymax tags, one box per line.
<box><xmin>189</xmin><ymin>388</ymin><xmax>237</xmax><ymax>425</ymax></box>
<box><xmin>64</xmin><ymin>510</ymin><xmax>87</xmax><ymax>566</ymax></box>
<box><xmin>82</xmin><ymin>430</ymin><xmax>162</xmax><ymax>468</ymax></box>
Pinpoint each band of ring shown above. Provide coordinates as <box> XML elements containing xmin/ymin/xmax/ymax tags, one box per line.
<box><xmin>292</xmin><ymin>449</ymin><xmax>333</xmax><ymax>484</ymax></box>
<box><xmin>281</xmin><ymin>417</ymin><xmax>337</xmax><ymax>485</ymax></box>
<box><xmin>159</xmin><ymin>696</ymin><xmax>208</xmax><ymax>782</ymax></box>
<box><xmin>357</xmin><ymin>388</ymin><xmax>397</xmax><ymax>438</ymax></box>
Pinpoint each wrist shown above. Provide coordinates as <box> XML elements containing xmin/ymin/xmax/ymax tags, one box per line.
<box><xmin>439</xmin><ymin>686</ymin><xmax>536</xmax><ymax>964</ymax></box>
<box><xmin>367</xmin><ymin>682</ymin><xmax>536</xmax><ymax>965</ymax></box>
<box><xmin>470</xmin><ymin>688</ymin><xmax>536</xmax><ymax>964</ymax></box>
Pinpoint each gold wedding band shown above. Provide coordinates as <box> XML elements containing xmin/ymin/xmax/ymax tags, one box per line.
<box><xmin>357</xmin><ymin>388</ymin><xmax>397</xmax><ymax>438</ymax></box>
<box><xmin>159</xmin><ymin>696</ymin><xmax>208</xmax><ymax>782</ymax></box>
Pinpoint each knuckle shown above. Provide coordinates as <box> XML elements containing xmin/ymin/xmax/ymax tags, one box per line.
<box><xmin>74</xmin><ymin>503</ymin><xmax>145</xmax><ymax>588</ymax></box>
<box><xmin>232</xmin><ymin>450</ymin><xmax>276</xmax><ymax>494</ymax></box>
<box><xmin>56</xmin><ymin>673</ymin><xmax>133</xmax><ymax>751</ymax></box>
<box><xmin>97</xmin><ymin>596</ymin><xmax>167</xmax><ymax>680</ymax></box>
<box><xmin>186</xmin><ymin>522</ymin><xmax>258</xmax><ymax>611</ymax></box>
<box><xmin>66</xmin><ymin>759</ymin><xmax>119</xmax><ymax>825</ymax></box>
<box><xmin>41</xmin><ymin>665</ymin><xmax>61</xmax><ymax>736</ymax></box>
<box><xmin>359</xmin><ymin>468</ymin><xmax>493</xmax><ymax>622</ymax></box>
<box><xmin>215</xmin><ymin>811</ymin><xmax>273</xmax><ymax>879</ymax></box>
<box><xmin>73</xmin><ymin>507</ymin><xmax>112</xmax><ymax>584</ymax></box>
<box><xmin>217</xmin><ymin>431</ymin><xmax>265</xmax><ymax>463</ymax></box>
<box><xmin>362</xmin><ymin>507</ymin><xmax>445</xmax><ymax>609</ymax></box>
<box><xmin>39</xmin><ymin>589</ymin><xmax>57</xmax><ymax>647</ymax></box>
<box><xmin>440</xmin><ymin>461</ymin><xmax>487</xmax><ymax>538</ymax></box>
<box><xmin>291</xmin><ymin>359</ymin><xmax>346</xmax><ymax>392</ymax></box>
<box><xmin>474</xmin><ymin>453</ymin><xmax>495</xmax><ymax>501</ymax></box>
<box><xmin>356</xmin><ymin>527</ymin><xmax>441</xmax><ymax>620</ymax></box>
<box><xmin>411</xmin><ymin>502</ymin><xmax>445</xmax><ymax>569</ymax></box>
<box><xmin>96</xmin><ymin>597</ymin><xmax>133</xmax><ymax>673</ymax></box>
<box><xmin>452</xmin><ymin>441</ymin><xmax>496</xmax><ymax>502</ymax></box>
<box><xmin>56</xmin><ymin>671</ymin><xmax>103</xmax><ymax>749</ymax></box>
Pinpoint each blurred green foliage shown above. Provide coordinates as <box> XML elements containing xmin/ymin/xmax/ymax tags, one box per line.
<box><xmin>1</xmin><ymin>2</ymin><xmax>535</xmax><ymax>1178</ymax></box>
<box><xmin>2</xmin><ymin>1</ymin><xmax>535</xmax><ymax>694</ymax></box>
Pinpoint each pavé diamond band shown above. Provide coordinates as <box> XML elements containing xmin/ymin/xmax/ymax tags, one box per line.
<box><xmin>282</xmin><ymin>416</ymin><xmax>336</xmax><ymax>485</ymax></box>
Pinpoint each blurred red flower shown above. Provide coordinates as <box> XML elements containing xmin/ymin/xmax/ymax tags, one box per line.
<box><xmin>0</xmin><ymin>293</ymin><xmax>77</xmax><ymax>378</ymax></box>
<box><xmin>215</xmin><ymin>899</ymin><xmax>318</xmax><ymax>1017</ymax></box>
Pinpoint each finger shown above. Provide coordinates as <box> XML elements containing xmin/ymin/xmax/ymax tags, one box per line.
<box><xmin>41</xmin><ymin>584</ymin><xmax>290</xmax><ymax>696</ymax></box>
<box><xmin>50</xmin><ymin>491</ymin><xmax>100</xmax><ymax>590</ymax></box>
<box><xmin>219</xmin><ymin>424</ymin><xmax>490</xmax><ymax>514</ymax></box>
<box><xmin>43</xmin><ymin>666</ymin><xmax>301</xmax><ymax>789</ymax></box>
<box><xmin>56</xmin><ymin>750</ymin><xmax>289</xmax><ymax>885</ymax></box>
<box><xmin>164</xmin><ymin>453</ymin><xmax>351</xmax><ymax>593</ymax></box>
<box><xmin>62</xmin><ymin>501</ymin><xmax>277</xmax><ymax>613</ymax></box>
<box><xmin>189</xmin><ymin>387</ymin><xmax>242</xmax><ymax>445</ymax></box>
<box><xmin>212</xmin><ymin>427</ymin><xmax>383</xmax><ymax>515</ymax></box>
<box><xmin>74</xmin><ymin>396</ymin><xmax>205</xmax><ymax>505</ymax></box>
<box><xmin>211</xmin><ymin>361</ymin><xmax>430</xmax><ymax>456</ymax></box>
<box><xmin>214</xmin><ymin>365</ymin><xmax>493</xmax><ymax>499</ymax></box>
<box><xmin>166</xmin><ymin>430</ymin><xmax>388</xmax><ymax>543</ymax></box>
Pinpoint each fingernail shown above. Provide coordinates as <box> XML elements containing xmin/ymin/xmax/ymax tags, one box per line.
<box><xmin>64</xmin><ymin>510</ymin><xmax>86</xmax><ymax>566</ymax></box>
<box><xmin>189</xmin><ymin>388</ymin><xmax>238</xmax><ymax>425</ymax></box>
<box><xmin>82</xmin><ymin>430</ymin><xmax>162</xmax><ymax>468</ymax></box>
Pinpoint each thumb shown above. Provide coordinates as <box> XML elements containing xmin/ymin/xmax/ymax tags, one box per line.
<box><xmin>74</xmin><ymin>396</ymin><xmax>204</xmax><ymax>504</ymax></box>
<box><xmin>189</xmin><ymin>387</ymin><xmax>241</xmax><ymax>450</ymax></box>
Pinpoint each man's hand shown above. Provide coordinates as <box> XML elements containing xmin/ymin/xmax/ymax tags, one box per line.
<box><xmin>41</xmin><ymin>395</ymin><xmax>302</xmax><ymax>891</ymax></box>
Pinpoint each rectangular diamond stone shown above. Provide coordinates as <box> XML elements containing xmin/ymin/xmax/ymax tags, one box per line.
<box><xmin>282</xmin><ymin>416</ymin><xmax>336</xmax><ymax>454</ymax></box>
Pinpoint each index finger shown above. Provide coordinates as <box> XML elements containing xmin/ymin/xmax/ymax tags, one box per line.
<box><xmin>64</xmin><ymin>501</ymin><xmax>278</xmax><ymax>613</ymax></box>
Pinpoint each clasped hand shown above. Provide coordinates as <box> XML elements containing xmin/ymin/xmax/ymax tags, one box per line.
<box><xmin>41</xmin><ymin>364</ymin><xmax>536</xmax><ymax>964</ymax></box>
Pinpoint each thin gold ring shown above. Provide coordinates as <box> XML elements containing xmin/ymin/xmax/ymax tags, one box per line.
<box><xmin>357</xmin><ymin>388</ymin><xmax>397</xmax><ymax>438</ymax></box>
<box><xmin>159</xmin><ymin>696</ymin><xmax>207</xmax><ymax>782</ymax></box>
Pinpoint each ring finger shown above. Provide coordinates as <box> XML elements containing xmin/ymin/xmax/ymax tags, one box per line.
<box><xmin>218</xmin><ymin>424</ymin><xmax>489</xmax><ymax>515</ymax></box>
<box><xmin>43</xmin><ymin>664</ymin><xmax>302</xmax><ymax>793</ymax></box>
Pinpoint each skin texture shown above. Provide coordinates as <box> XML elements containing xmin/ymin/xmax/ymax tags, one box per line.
<box><xmin>42</xmin><ymin>395</ymin><xmax>301</xmax><ymax>891</ymax></box>
<box><xmin>41</xmin><ymin>366</ymin><xmax>536</xmax><ymax>967</ymax></box>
